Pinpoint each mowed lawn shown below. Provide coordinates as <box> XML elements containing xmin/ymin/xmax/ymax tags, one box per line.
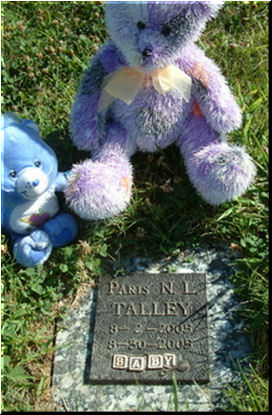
<box><xmin>1</xmin><ymin>1</ymin><xmax>268</xmax><ymax>411</ymax></box>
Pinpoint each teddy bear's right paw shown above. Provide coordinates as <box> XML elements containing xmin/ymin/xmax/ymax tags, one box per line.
<box><xmin>13</xmin><ymin>230</ymin><xmax>53</xmax><ymax>267</ymax></box>
<box><xmin>64</xmin><ymin>158</ymin><xmax>133</xmax><ymax>220</ymax></box>
<box><xmin>43</xmin><ymin>213</ymin><xmax>78</xmax><ymax>247</ymax></box>
<box><xmin>185</xmin><ymin>142</ymin><xmax>256</xmax><ymax>205</ymax></box>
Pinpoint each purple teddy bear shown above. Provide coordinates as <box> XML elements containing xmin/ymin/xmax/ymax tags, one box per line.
<box><xmin>65</xmin><ymin>1</ymin><xmax>256</xmax><ymax>220</ymax></box>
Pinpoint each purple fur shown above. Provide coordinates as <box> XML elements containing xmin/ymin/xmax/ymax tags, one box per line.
<box><xmin>66</xmin><ymin>123</ymin><xmax>133</xmax><ymax>219</ymax></box>
<box><xmin>179</xmin><ymin>115</ymin><xmax>256</xmax><ymax>204</ymax></box>
<box><xmin>66</xmin><ymin>1</ymin><xmax>256</xmax><ymax>220</ymax></box>
<box><xmin>70</xmin><ymin>93</ymin><xmax>101</xmax><ymax>151</ymax></box>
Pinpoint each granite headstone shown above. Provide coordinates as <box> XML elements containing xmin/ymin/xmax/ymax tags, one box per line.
<box><xmin>89</xmin><ymin>273</ymin><xmax>209</xmax><ymax>384</ymax></box>
<box><xmin>53</xmin><ymin>244</ymin><xmax>252</xmax><ymax>411</ymax></box>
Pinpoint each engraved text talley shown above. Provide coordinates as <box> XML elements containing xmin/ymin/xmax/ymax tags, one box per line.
<box><xmin>89</xmin><ymin>273</ymin><xmax>209</xmax><ymax>384</ymax></box>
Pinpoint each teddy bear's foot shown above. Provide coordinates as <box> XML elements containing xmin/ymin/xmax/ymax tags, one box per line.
<box><xmin>43</xmin><ymin>213</ymin><xmax>78</xmax><ymax>247</ymax></box>
<box><xmin>65</xmin><ymin>156</ymin><xmax>133</xmax><ymax>220</ymax></box>
<box><xmin>185</xmin><ymin>142</ymin><xmax>256</xmax><ymax>205</ymax></box>
<box><xmin>13</xmin><ymin>230</ymin><xmax>53</xmax><ymax>267</ymax></box>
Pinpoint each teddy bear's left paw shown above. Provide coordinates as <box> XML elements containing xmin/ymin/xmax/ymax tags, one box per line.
<box><xmin>43</xmin><ymin>213</ymin><xmax>78</xmax><ymax>247</ymax></box>
<box><xmin>64</xmin><ymin>158</ymin><xmax>133</xmax><ymax>220</ymax></box>
<box><xmin>186</xmin><ymin>142</ymin><xmax>256</xmax><ymax>205</ymax></box>
<box><xmin>13</xmin><ymin>230</ymin><xmax>53</xmax><ymax>267</ymax></box>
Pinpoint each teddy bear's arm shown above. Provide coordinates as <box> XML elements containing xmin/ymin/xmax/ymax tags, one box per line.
<box><xmin>70</xmin><ymin>54</ymin><xmax>107</xmax><ymax>151</ymax></box>
<box><xmin>55</xmin><ymin>171</ymin><xmax>71</xmax><ymax>192</ymax></box>
<box><xmin>181</xmin><ymin>45</ymin><xmax>242</xmax><ymax>136</ymax></box>
<box><xmin>70</xmin><ymin>42</ymin><xmax>125</xmax><ymax>152</ymax></box>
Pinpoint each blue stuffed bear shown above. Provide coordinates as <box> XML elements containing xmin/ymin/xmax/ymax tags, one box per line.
<box><xmin>1</xmin><ymin>113</ymin><xmax>78</xmax><ymax>267</ymax></box>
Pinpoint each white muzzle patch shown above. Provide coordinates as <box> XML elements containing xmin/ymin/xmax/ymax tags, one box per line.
<box><xmin>16</xmin><ymin>167</ymin><xmax>48</xmax><ymax>200</ymax></box>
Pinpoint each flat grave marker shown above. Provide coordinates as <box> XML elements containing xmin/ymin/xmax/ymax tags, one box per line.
<box><xmin>89</xmin><ymin>273</ymin><xmax>209</xmax><ymax>384</ymax></box>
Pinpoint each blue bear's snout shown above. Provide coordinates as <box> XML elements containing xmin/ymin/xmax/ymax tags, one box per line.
<box><xmin>32</xmin><ymin>179</ymin><xmax>40</xmax><ymax>187</ymax></box>
<box><xmin>16</xmin><ymin>167</ymin><xmax>49</xmax><ymax>200</ymax></box>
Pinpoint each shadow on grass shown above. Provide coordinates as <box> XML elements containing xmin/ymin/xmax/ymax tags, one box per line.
<box><xmin>2</xmin><ymin>130</ymin><xmax>224</xmax><ymax>310</ymax></box>
<box><xmin>46</xmin><ymin>131</ymin><xmax>221</xmax><ymax>263</ymax></box>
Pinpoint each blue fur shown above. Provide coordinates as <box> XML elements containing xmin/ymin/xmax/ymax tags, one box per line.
<box><xmin>1</xmin><ymin>113</ymin><xmax>78</xmax><ymax>267</ymax></box>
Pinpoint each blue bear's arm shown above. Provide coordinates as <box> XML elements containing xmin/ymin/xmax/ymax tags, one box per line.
<box><xmin>55</xmin><ymin>171</ymin><xmax>71</xmax><ymax>192</ymax></box>
<box><xmin>1</xmin><ymin>193</ymin><xmax>13</xmax><ymax>233</ymax></box>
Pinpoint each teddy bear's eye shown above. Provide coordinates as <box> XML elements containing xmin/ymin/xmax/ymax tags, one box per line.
<box><xmin>137</xmin><ymin>21</ymin><xmax>146</xmax><ymax>30</ymax></box>
<box><xmin>34</xmin><ymin>160</ymin><xmax>42</xmax><ymax>168</ymax></box>
<box><xmin>9</xmin><ymin>170</ymin><xmax>17</xmax><ymax>178</ymax></box>
<box><xmin>161</xmin><ymin>24</ymin><xmax>171</xmax><ymax>37</ymax></box>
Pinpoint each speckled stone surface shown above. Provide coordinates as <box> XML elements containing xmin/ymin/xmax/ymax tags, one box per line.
<box><xmin>53</xmin><ymin>243</ymin><xmax>252</xmax><ymax>412</ymax></box>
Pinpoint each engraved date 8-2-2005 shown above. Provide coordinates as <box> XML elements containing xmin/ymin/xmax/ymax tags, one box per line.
<box><xmin>89</xmin><ymin>274</ymin><xmax>209</xmax><ymax>383</ymax></box>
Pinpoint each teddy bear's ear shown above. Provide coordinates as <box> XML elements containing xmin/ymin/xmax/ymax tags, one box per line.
<box><xmin>22</xmin><ymin>119</ymin><xmax>40</xmax><ymax>135</ymax></box>
<box><xmin>1</xmin><ymin>113</ymin><xmax>39</xmax><ymax>135</ymax></box>
<box><xmin>187</xmin><ymin>1</ymin><xmax>224</xmax><ymax>21</ymax></box>
<box><xmin>1</xmin><ymin>112</ymin><xmax>22</xmax><ymax>131</ymax></box>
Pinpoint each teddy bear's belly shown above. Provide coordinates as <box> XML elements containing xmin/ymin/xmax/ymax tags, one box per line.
<box><xmin>134</xmin><ymin>106</ymin><xmax>173</xmax><ymax>136</ymax></box>
<box><xmin>9</xmin><ymin>187</ymin><xmax>59</xmax><ymax>234</ymax></box>
<box><xmin>112</xmin><ymin>88</ymin><xmax>190</xmax><ymax>152</ymax></box>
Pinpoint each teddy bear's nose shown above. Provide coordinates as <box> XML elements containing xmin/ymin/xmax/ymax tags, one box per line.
<box><xmin>142</xmin><ymin>47</ymin><xmax>153</xmax><ymax>58</ymax></box>
<box><xmin>32</xmin><ymin>179</ymin><xmax>40</xmax><ymax>187</ymax></box>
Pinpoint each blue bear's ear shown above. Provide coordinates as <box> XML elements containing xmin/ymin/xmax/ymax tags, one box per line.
<box><xmin>1</xmin><ymin>113</ymin><xmax>40</xmax><ymax>135</ymax></box>
<box><xmin>1</xmin><ymin>112</ymin><xmax>22</xmax><ymax>130</ymax></box>
<box><xmin>22</xmin><ymin>120</ymin><xmax>40</xmax><ymax>135</ymax></box>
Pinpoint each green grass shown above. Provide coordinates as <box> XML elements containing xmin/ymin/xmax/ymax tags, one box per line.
<box><xmin>1</xmin><ymin>1</ymin><xmax>269</xmax><ymax>412</ymax></box>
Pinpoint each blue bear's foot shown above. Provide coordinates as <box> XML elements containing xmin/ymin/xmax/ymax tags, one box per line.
<box><xmin>13</xmin><ymin>230</ymin><xmax>53</xmax><ymax>267</ymax></box>
<box><xmin>43</xmin><ymin>213</ymin><xmax>78</xmax><ymax>247</ymax></box>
